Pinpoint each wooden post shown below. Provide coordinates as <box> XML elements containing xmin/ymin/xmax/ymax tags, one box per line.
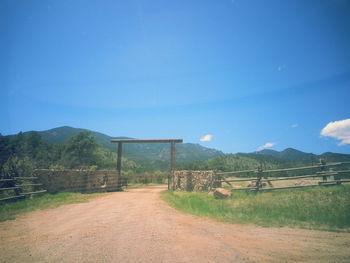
<box><xmin>117</xmin><ymin>142</ymin><xmax>123</xmax><ymax>187</ymax></box>
<box><xmin>320</xmin><ymin>159</ymin><xmax>327</xmax><ymax>182</ymax></box>
<box><xmin>110</xmin><ymin>139</ymin><xmax>183</xmax><ymax>190</ymax></box>
<box><xmin>169</xmin><ymin>141</ymin><xmax>176</xmax><ymax>190</ymax></box>
<box><xmin>255</xmin><ymin>166</ymin><xmax>263</xmax><ymax>192</ymax></box>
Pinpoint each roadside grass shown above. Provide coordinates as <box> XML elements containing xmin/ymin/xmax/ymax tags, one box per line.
<box><xmin>161</xmin><ymin>185</ymin><xmax>350</xmax><ymax>231</ymax></box>
<box><xmin>124</xmin><ymin>183</ymin><xmax>165</xmax><ymax>189</ymax></box>
<box><xmin>0</xmin><ymin>192</ymin><xmax>106</xmax><ymax>222</ymax></box>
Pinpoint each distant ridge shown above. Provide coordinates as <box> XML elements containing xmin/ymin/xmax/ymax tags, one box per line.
<box><xmin>255</xmin><ymin>147</ymin><xmax>350</xmax><ymax>162</ymax></box>
<box><xmin>26</xmin><ymin>126</ymin><xmax>223</xmax><ymax>163</ymax></box>
<box><xmin>6</xmin><ymin>126</ymin><xmax>350</xmax><ymax>165</ymax></box>
<box><xmin>37</xmin><ymin>126</ymin><xmax>130</xmax><ymax>150</ymax></box>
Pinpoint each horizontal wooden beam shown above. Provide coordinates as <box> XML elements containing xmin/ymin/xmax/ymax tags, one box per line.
<box><xmin>0</xmin><ymin>187</ymin><xmax>20</xmax><ymax>191</ymax></box>
<box><xmin>0</xmin><ymin>179</ymin><xmax>15</xmax><ymax>182</ymax></box>
<box><xmin>231</xmin><ymin>186</ymin><xmax>258</xmax><ymax>190</ymax></box>
<box><xmin>19</xmin><ymin>190</ymin><xmax>47</xmax><ymax>196</ymax></box>
<box><xmin>261</xmin><ymin>174</ymin><xmax>321</xmax><ymax>182</ymax></box>
<box><xmin>14</xmin><ymin>177</ymin><xmax>38</xmax><ymax>180</ymax></box>
<box><xmin>217</xmin><ymin>169</ymin><xmax>257</xmax><ymax>175</ymax></box>
<box><xmin>218</xmin><ymin>163</ymin><xmax>350</xmax><ymax>175</ymax></box>
<box><xmin>111</xmin><ymin>139</ymin><xmax>183</xmax><ymax>143</ymax></box>
<box><xmin>254</xmin><ymin>184</ymin><xmax>320</xmax><ymax>191</ymax></box>
<box><xmin>0</xmin><ymin>195</ymin><xmax>22</xmax><ymax>202</ymax></box>
<box><xmin>16</xmin><ymin>183</ymin><xmax>43</xmax><ymax>187</ymax></box>
<box><xmin>221</xmin><ymin>178</ymin><xmax>258</xmax><ymax>182</ymax></box>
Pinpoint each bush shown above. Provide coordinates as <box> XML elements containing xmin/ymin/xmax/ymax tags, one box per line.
<box><xmin>1</xmin><ymin>156</ymin><xmax>35</xmax><ymax>179</ymax></box>
<box><xmin>127</xmin><ymin>170</ymin><xmax>167</xmax><ymax>184</ymax></box>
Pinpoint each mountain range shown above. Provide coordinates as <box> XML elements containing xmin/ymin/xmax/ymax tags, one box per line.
<box><xmin>255</xmin><ymin>148</ymin><xmax>350</xmax><ymax>163</ymax></box>
<box><xmin>32</xmin><ymin>126</ymin><xmax>224</xmax><ymax>163</ymax></box>
<box><xmin>10</xmin><ymin>126</ymin><xmax>350</xmax><ymax>164</ymax></box>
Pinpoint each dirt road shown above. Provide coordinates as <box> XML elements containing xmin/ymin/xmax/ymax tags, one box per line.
<box><xmin>1</xmin><ymin>186</ymin><xmax>349</xmax><ymax>263</ymax></box>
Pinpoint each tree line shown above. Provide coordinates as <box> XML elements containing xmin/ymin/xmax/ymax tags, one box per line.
<box><xmin>0</xmin><ymin>130</ymin><xmax>322</xmax><ymax>181</ymax></box>
<box><xmin>0</xmin><ymin>131</ymin><xmax>134</xmax><ymax>175</ymax></box>
<box><xmin>0</xmin><ymin>131</ymin><xmax>171</xmax><ymax>183</ymax></box>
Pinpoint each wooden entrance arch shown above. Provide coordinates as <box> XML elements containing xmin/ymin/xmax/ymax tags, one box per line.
<box><xmin>110</xmin><ymin>139</ymin><xmax>183</xmax><ymax>189</ymax></box>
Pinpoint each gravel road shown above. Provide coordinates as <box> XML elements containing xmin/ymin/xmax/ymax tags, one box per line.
<box><xmin>1</xmin><ymin>186</ymin><xmax>349</xmax><ymax>263</ymax></box>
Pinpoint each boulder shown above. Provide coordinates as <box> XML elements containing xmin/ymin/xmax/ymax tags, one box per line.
<box><xmin>213</xmin><ymin>188</ymin><xmax>232</xmax><ymax>199</ymax></box>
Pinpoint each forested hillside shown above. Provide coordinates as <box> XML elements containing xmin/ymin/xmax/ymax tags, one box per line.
<box><xmin>2</xmin><ymin>127</ymin><xmax>350</xmax><ymax>179</ymax></box>
<box><xmin>178</xmin><ymin>153</ymin><xmax>306</xmax><ymax>172</ymax></box>
<box><xmin>0</xmin><ymin>131</ymin><xmax>139</xmax><ymax>178</ymax></box>
<box><xmin>34</xmin><ymin>126</ymin><xmax>223</xmax><ymax>163</ymax></box>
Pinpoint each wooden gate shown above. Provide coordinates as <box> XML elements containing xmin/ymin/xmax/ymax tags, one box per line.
<box><xmin>111</xmin><ymin>139</ymin><xmax>183</xmax><ymax>189</ymax></box>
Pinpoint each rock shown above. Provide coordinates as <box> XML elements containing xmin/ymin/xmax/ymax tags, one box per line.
<box><xmin>213</xmin><ymin>188</ymin><xmax>232</xmax><ymax>199</ymax></box>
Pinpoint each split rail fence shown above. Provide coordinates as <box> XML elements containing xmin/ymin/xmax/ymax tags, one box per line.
<box><xmin>0</xmin><ymin>177</ymin><xmax>46</xmax><ymax>202</ymax></box>
<box><xmin>216</xmin><ymin>161</ymin><xmax>350</xmax><ymax>192</ymax></box>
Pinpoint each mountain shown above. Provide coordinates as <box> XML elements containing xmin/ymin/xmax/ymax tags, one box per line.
<box><xmin>255</xmin><ymin>149</ymin><xmax>281</xmax><ymax>158</ymax></box>
<box><xmin>256</xmin><ymin>148</ymin><xmax>315</xmax><ymax>161</ymax></box>
<box><xmin>8</xmin><ymin>126</ymin><xmax>350</xmax><ymax>168</ymax></box>
<box><xmin>255</xmin><ymin>147</ymin><xmax>350</xmax><ymax>163</ymax></box>
<box><xmin>32</xmin><ymin>126</ymin><xmax>223</xmax><ymax>163</ymax></box>
<box><xmin>319</xmin><ymin>152</ymin><xmax>350</xmax><ymax>163</ymax></box>
<box><xmin>37</xmin><ymin>126</ymin><xmax>129</xmax><ymax>150</ymax></box>
<box><xmin>200</xmin><ymin>152</ymin><xmax>297</xmax><ymax>172</ymax></box>
<box><xmin>278</xmin><ymin>148</ymin><xmax>315</xmax><ymax>161</ymax></box>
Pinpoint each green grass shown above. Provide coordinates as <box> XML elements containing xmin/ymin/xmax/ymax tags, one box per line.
<box><xmin>161</xmin><ymin>185</ymin><xmax>350</xmax><ymax>231</ymax></box>
<box><xmin>125</xmin><ymin>183</ymin><xmax>165</xmax><ymax>189</ymax></box>
<box><xmin>0</xmin><ymin>192</ymin><xmax>106</xmax><ymax>222</ymax></box>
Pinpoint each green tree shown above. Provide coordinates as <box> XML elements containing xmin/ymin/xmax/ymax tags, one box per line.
<box><xmin>61</xmin><ymin>131</ymin><xmax>99</xmax><ymax>169</ymax></box>
<box><xmin>1</xmin><ymin>156</ymin><xmax>35</xmax><ymax>179</ymax></box>
<box><xmin>24</xmin><ymin>132</ymin><xmax>42</xmax><ymax>159</ymax></box>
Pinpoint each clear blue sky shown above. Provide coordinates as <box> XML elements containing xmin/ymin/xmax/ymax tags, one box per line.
<box><xmin>1</xmin><ymin>0</ymin><xmax>350</xmax><ymax>154</ymax></box>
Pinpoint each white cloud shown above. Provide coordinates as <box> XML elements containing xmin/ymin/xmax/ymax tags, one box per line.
<box><xmin>291</xmin><ymin>124</ymin><xmax>299</xmax><ymax>128</ymax></box>
<box><xmin>200</xmin><ymin>134</ymin><xmax>213</xmax><ymax>142</ymax></box>
<box><xmin>257</xmin><ymin>142</ymin><xmax>276</xmax><ymax>151</ymax></box>
<box><xmin>321</xmin><ymin>118</ymin><xmax>350</xmax><ymax>145</ymax></box>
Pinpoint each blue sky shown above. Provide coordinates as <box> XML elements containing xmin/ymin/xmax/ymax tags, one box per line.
<box><xmin>1</xmin><ymin>0</ymin><xmax>350</xmax><ymax>154</ymax></box>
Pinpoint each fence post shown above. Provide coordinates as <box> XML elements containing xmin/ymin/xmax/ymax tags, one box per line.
<box><xmin>116</xmin><ymin>142</ymin><xmax>123</xmax><ymax>188</ymax></box>
<box><xmin>255</xmin><ymin>166</ymin><xmax>263</xmax><ymax>192</ymax></box>
<box><xmin>320</xmin><ymin>159</ymin><xmax>327</xmax><ymax>182</ymax></box>
<box><xmin>170</xmin><ymin>141</ymin><xmax>176</xmax><ymax>190</ymax></box>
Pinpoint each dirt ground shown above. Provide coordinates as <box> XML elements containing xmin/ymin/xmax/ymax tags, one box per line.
<box><xmin>1</xmin><ymin>186</ymin><xmax>349</xmax><ymax>263</ymax></box>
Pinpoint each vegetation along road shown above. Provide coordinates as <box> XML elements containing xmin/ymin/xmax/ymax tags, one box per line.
<box><xmin>1</xmin><ymin>186</ymin><xmax>349</xmax><ymax>263</ymax></box>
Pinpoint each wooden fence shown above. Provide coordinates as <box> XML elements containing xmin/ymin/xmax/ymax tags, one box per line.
<box><xmin>216</xmin><ymin>161</ymin><xmax>350</xmax><ymax>192</ymax></box>
<box><xmin>0</xmin><ymin>176</ymin><xmax>46</xmax><ymax>202</ymax></box>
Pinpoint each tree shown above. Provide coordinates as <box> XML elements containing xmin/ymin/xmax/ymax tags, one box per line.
<box><xmin>1</xmin><ymin>156</ymin><xmax>35</xmax><ymax>179</ymax></box>
<box><xmin>0</xmin><ymin>134</ymin><xmax>12</xmax><ymax>170</ymax></box>
<box><xmin>24</xmin><ymin>131</ymin><xmax>42</xmax><ymax>159</ymax></box>
<box><xmin>61</xmin><ymin>131</ymin><xmax>99</xmax><ymax>169</ymax></box>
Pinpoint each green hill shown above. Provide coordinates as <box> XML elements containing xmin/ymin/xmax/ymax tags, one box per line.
<box><xmin>255</xmin><ymin>147</ymin><xmax>350</xmax><ymax>163</ymax></box>
<box><xmin>4</xmin><ymin>126</ymin><xmax>349</xmax><ymax>174</ymax></box>
<box><xmin>256</xmin><ymin>148</ymin><xmax>315</xmax><ymax>161</ymax></box>
<box><xmin>32</xmin><ymin>126</ymin><xmax>223</xmax><ymax>163</ymax></box>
